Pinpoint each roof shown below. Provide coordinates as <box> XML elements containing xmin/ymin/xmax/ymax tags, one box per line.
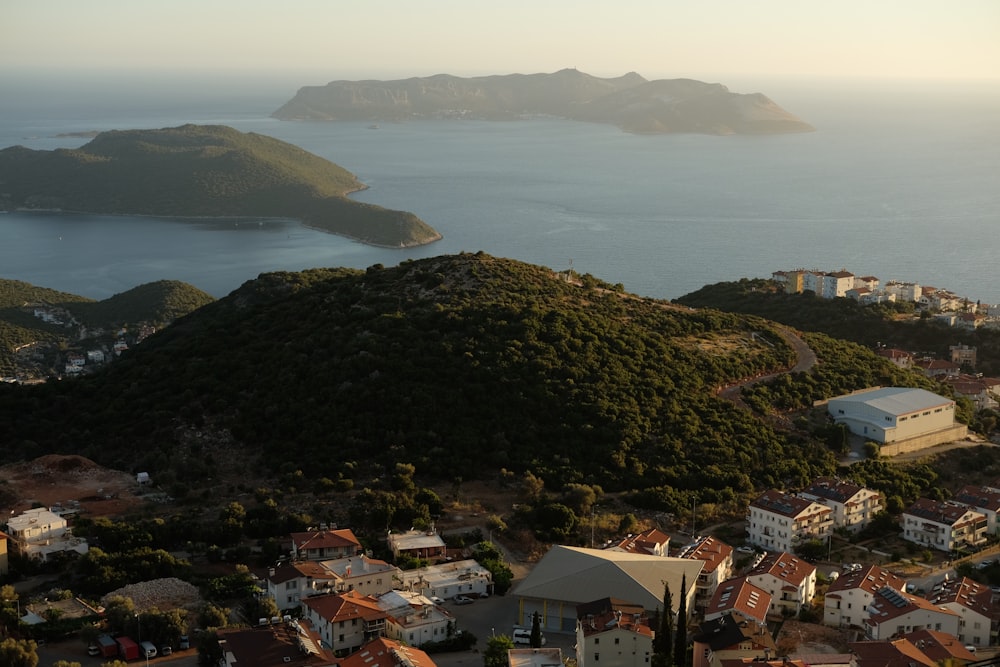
<box><xmin>268</xmin><ymin>560</ymin><xmax>338</xmax><ymax>585</ymax></box>
<box><xmin>828</xmin><ymin>387</ymin><xmax>953</xmax><ymax>416</ymax></box>
<box><xmin>300</xmin><ymin>590</ymin><xmax>386</xmax><ymax>624</ymax></box>
<box><xmin>676</xmin><ymin>536</ymin><xmax>732</xmax><ymax>574</ymax></box>
<box><xmin>693</xmin><ymin>612</ymin><xmax>775</xmax><ymax>652</ymax></box>
<box><xmin>610</xmin><ymin>528</ymin><xmax>671</xmax><ymax>555</ymax></box>
<box><xmin>508</xmin><ymin>648</ymin><xmax>565</xmax><ymax>667</ymax></box>
<box><xmin>706</xmin><ymin>577</ymin><xmax>770</xmax><ymax>625</ymax></box>
<box><xmin>747</xmin><ymin>552</ymin><xmax>815</xmax><ymax>587</ymax></box>
<box><xmin>750</xmin><ymin>490</ymin><xmax>828</xmax><ymax>520</ymax></box>
<box><xmin>826</xmin><ymin>565</ymin><xmax>905</xmax><ymax>598</ymax></box>
<box><xmin>338</xmin><ymin>637</ymin><xmax>437</xmax><ymax>667</ymax></box>
<box><xmin>903</xmin><ymin>498</ymin><xmax>984</xmax><ymax>527</ymax></box>
<box><xmin>800</xmin><ymin>477</ymin><xmax>869</xmax><ymax>504</ymax></box>
<box><xmin>849</xmin><ymin>638</ymin><xmax>936</xmax><ymax>667</ymax></box>
<box><xmin>953</xmin><ymin>484</ymin><xmax>1000</xmax><ymax>512</ymax></box>
<box><xmin>865</xmin><ymin>586</ymin><xmax>959</xmax><ymax>626</ymax></box>
<box><xmin>900</xmin><ymin>629</ymin><xmax>977</xmax><ymax>663</ymax></box>
<box><xmin>217</xmin><ymin>620</ymin><xmax>334</xmax><ymax>667</ymax></box>
<box><xmin>387</xmin><ymin>530</ymin><xmax>446</xmax><ymax>552</ymax></box>
<box><xmin>512</xmin><ymin>545</ymin><xmax>702</xmax><ymax>612</ymax></box>
<box><xmin>320</xmin><ymin>555</ymin><xmax>395</xmax><ymax>578</ymax></box>
<box><xmin>577</xmin><ymin>606</ymin><xmax>654</xmax><ymax>639</ymax></box>
<box><xmin>290</xmin><ymin>528</ymin><xmax>361</xmax><ymax>552</ymax></box>
<box><xmin>926</xmin><ymin>576</ymin><xmax>997</xmax><ymax>618</ymax></box>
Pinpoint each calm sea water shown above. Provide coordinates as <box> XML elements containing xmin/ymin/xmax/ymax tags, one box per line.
<box><xmin>1</xmin><ymin>72</ymin><xmax>998</xmax><ymax>302</ymax></box>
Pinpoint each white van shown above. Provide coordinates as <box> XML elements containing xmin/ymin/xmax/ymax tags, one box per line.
<box><xmin>512</xmin><ymin>628</ymin><xmax>545</xmax><ymax>646</ymax></box>
<box><xmin>140</xmin><ymin>641</ymin><xmax>157</xmax><ymax>658</ymax></box>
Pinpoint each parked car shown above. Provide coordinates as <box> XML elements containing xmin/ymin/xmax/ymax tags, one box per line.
<box><xmin>160</xmin><ymin>645</ymin><xmax>172</xmax><ymax>656</ymax></box>
<box><xmin>430</xmin><ymin>596</ymin><xmax>444</xmax><ymax>605</ymax></box>
<box><xmin>179</xmin><ymin>635</ymin><xmax>190</xmax><ymax>650</ymax></box>
<box><xmin>87</xmin><ymin>645</ymin><xmax>101</xmax><ymax>657</ymax></box>
<box><xmin>453</xmin><ymin>595</ymin><xmax>473</xmax><ymax>605</ymax></box>
<box><xmin>736</xmin><ymin>546</ymin><xmax>755</xmax><ymax>554</ymax></box>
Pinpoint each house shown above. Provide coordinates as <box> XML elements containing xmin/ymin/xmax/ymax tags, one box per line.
<box><xmin>900</xmin><ymin>629</ymin><xmax>979</xmax><ymax>664</ymax></box>
<box><xmin>863</xmin><ymin>586</ymin><xmax>960</xmax><ymax>640</ymax></box>
<box><xmin>691</xmin><ymin>612</ymin><xmax>776</xmax><ymax>667</ymax></box>
<box><xmin>876</xmin><ymin>349</ymin><xmax>912</xmax><ymax>370</ymax></box>
<box><xmin>0</xmin><ymin>531</ymin><xmax>8</xmax><ymax>576</ymax></box>
<box><xmin>608</xmin><ymin>527</ymin><xmax>671</xmax><ymax>557</ymax></box>
<box><xmin>575</xmin><ymin>599</ymin><xmax>654</xmax><ymax>667</ymax></box>
<box><xmin>745</xmin><ymin>552</ymin><xmax>816</xmax><ymax>616</ymax></box>
<box><xmin>913</xmin><ymin>358</ymin><xmax>960</xmax><ymax>379</ymax></box>
<box><xmin>951</xmin><ymin>484</ymin><xmax>1000</xmax><ymax>535</ymax></box>
<box><xmin>320</xmin><ymin>555</ymin><xmax>399</xmax><ymax>597</ymax></box>
<box><xmin>799</xmin><ymin>477</ymin><xmax>884</xmax><ymax>533</ymax></box>
<box><xmin>849</xmin><ymin>638</ymin><xmax>936</xmax><ymax>667</ymax></box>
<box><xmin>395</xmin><ymin>558</ymin><xmax>493</xmax><ymax>600</ymax></box>
<box><xmin>217</xmin><ymin>619</ymin><xmax>335</xmax><ymax>667</ymax></box>
<box><xmin>675</xmin><ymin>536</ymin><xmax>734</xmax><ymax>613</ymax></box>
<box><xmin>949</xmin><ymin>344</ymin><xmax>977</xmax><ymax>369</ymax></box>
<box><xmin>338</xmin><ymin>637</ymin><xmax>436</xmax><ymax>667</ymax></box>
<box><xmin>509</xmin><ymin>648</ymin><xmax>565</xmax><ymax>667</ymax></box>
<box><xmin>265</xmin><ymin>561</ymin><xmax>340</xmax><ymax>611</ymax></box>
<box><xmin>883</xmin><ymin>281</ymin><xmax>921</xmax><ymax>303</ymax></box>
<box><xmin>747</xmin><ymin>490</ymin><xmax>832</xmax><ymax>554</ymax></box>
<box><xmin>827</xmin><ymin>387</ymin><xmax>964</xmax><ymax>446</ymax></box>
<box><xmin>901</xmin><ymin>498</ymin><xmax>987</xmax><ymax>552</ymax></box>
<box><xmin>944</xmin><ymin>375</ymin><xmax>1000</xmax><ymax>410</ymax></box>
<box><xmin>511</xmin><ymin>545</ymin><xmax>702</xmax><ymax>632</ymax></box>
<box><xmin>377</xmin><ymin>590</ymin><xmax>455</xmax><ymax>648</ymax></box>
<box><xmin>704</xmin><ymin>578</ymin><xmax>771</xmax><ymax>626</ymax></box>
<box><xmin>823</xmin><ymin>565</ymin><xmax>906</xmax><ymax>629</ymax></box>
<box><xmin>300</xmin><ymin>590</ymin><xmax>387</xmax><ymax>657</ymax></box>
<box><xmin>386</xmin><ymin>529</ymin><xmax>447</xmax><ymax>562</ymax></box>
<box><xmin>5</xmin><ymin>508</ymin><xmax>88</xmax><ymax>561</ymax></box>
<box><xmin>290</xmin><ymin>528</ymin><xmax>363</xmax><ymax>561</ymax></box>
<box><xmin>925</xmin><ymin>576</ymin><xmax>998</xmax><ymax>647</ymax></box>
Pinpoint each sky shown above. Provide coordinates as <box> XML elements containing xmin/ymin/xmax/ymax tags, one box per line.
<box><xmin>2</xmin><ymin>0</ymin><xmax>999</xmax><ymax>84</ymax></box>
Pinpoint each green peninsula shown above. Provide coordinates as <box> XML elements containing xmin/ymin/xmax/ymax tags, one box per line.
<box><xmin>0</xmin><ymin>124</ymin><xmax>442</xmax><ymax>248</ymax></box>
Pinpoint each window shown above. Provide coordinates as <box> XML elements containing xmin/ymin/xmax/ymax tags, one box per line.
<box><xmin>339</xmin><ymin>621</ymin><xmax>345</xmax><ymax>629</ymax></box>
<box><xmin>594</xmin><ymin>638</ymin><xmax>600</xmax><ymax>645</ymax></box>
<box><xmin>615</xmin><ymin>638</ymin><xmax>620</xmax><ymax>645</ymax></box>
<box><xmin>595</xmin><ymin>654</ymin><xmax>600</xmax><ymax>661</ymax></box>
<box><xmin>352</xmin><ymin>619</ymin><xmax>358</xmax><ymax>626</ymax></box>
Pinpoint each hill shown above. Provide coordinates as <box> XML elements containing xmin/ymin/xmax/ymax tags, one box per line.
<box><xmin>0</xmin><ymin>254</ymin><xmax>941</xmax><ymax>516</ymax></box>
<box><xmin>0</xmin><ymin>124</ymin><xmax>442</xmax><ymax>247</ymax></box>
<box><xmin>0</xmin><ymin>278</ymin><xmax>214</xmax><ymax>378</ymax></box>
<box><xmin>273</xmin><ymin>69</ymin><xmax>814</xmax><ymax>135</ymax></box>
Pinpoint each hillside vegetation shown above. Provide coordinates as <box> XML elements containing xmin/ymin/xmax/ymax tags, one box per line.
<box><xmin>0</xmin><ymin>254</ymin><xmax>946</xmax><ymax>517</ymax></box>
<box><xmin>0</xmin><ymin>124</ymin><xmax>441</xmax><ymax>247</ymax></box>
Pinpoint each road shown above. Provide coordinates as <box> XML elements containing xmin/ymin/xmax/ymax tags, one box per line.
<box><xmin>35</xmin><ymin>640</ymin><xmax>198</xmax><ymax>667</ymax></box>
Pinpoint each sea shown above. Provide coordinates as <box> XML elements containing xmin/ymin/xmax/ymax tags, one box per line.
<box><xmin>1</xmin><ymin>71</ymin><xmax>998</xmax><ymax>303</ymax></box>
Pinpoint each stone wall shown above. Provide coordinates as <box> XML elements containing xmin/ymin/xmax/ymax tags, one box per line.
<box><xmin>880</xmin><ymin>425</ymin><xmax>969</xmax><ymax>457</ymax></box>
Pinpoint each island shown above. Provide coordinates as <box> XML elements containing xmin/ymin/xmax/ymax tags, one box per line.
<box><xmin>0</xmin><ymin>124</ymin><xmax>442</xmax><ymax>248</ymax></box>
<box><xmin>273</xmin><ymin>68</ymin><xmax>814</xmax><ymax>135</ymax></box>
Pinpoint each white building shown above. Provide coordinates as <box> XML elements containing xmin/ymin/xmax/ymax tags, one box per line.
<box><xmin>608</xmin><ymin>528</ymin><xmax>671</xmax><ymax>557</ymax></box>
<box><xmin>395</xmin><ymin>559</ymin><xmax>493</xmax><ymax>600</ymax></box>
<box><xmin>704</xmin><ymin>578</ymin><xmax>770</xmax><ymax>625</ymax></box>
<box><xmin>952</xmin><ymin>484</ymin><xmax>1000</xmax><ymax>535</ymax></box>
<box><xmin>575</xmin><ymin>600</ymin><xmax>654</xmax><ymax>667</ymax></box>
<box><xmin>300</xmin><ymin>590</ymin><xmax>387</xmax><ymax>657</ymax></box>
<box><xmin>926</xmin><ymin>577</ymin><xmax>997</xmax><ymax>647</ymax></box>
<box><xmin>823</xmin><ymin>565</ymin><xmax>906</xmax><ymax>629</ymax></box>
<box><xmin>745</xmin><ymin>552</ymin><xmax>816</xmax><ymax>616</ymax></box>
<box><xmin>827</xmin><ymin>387</ymin><xmax>959</xmax><ymax>444</ymax></box>
<box><xmin>675</xmin><ymin>536</ymin><xmax>733</xmax><ymax>614</ymax></box>
<box><xmin>378</xmin><ymin>590</ymin><xmax>455</xmax><ymax>648</ymax></box>
<box><xmin>901</xmin><ymin>498</ymin><xmax>988</xmax><ymax>552</ymax></box>
<box><xmin>386</xmin><ymin>529</ymin><xmax>446</xmax><ymax>562</ymax></box>
<box><xmin>747</xmin><ymin>490</ymin><xmax>832</xmax><ymax>554</ymax></box>
<box><xmin>798</xmin><ymin>477</ymin><xmax>883</xmax><ymax>533</ymax></box>
<box><xmin>5</xmin><ymin>508</ymin><xmax>88</xmax><ymax>561</ymax></box>
<box><xmin>863</xmin><ymin>586</ymin><xmax>959</xmax><ymax>640</ymax></box>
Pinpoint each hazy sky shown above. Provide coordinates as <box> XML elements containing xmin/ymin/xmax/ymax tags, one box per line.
<box><xmin>3</xmin><ymin>0</ymin><xmax>998</xmax><ymax>82</ymax></box>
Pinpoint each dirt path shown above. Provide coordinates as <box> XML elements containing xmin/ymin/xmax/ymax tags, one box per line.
<box><xmin>716</xmin><ymin>325</ymin><xmax>816</xmax><ymax>409</ymax></box>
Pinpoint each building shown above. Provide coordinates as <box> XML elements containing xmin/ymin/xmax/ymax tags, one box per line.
<box><xmin>900</xmin><ymin>629</ymin><xmax>979</xmax><ymax>664</ymax></box>
<box><xmin>827</xmin><ymin>387</ymin><xmax>963</xmax><ymax>446</ymax></box>
<box><xmin>217</xmin><ymin>619</ymin><xmax>335</xmax><ymax>667</ymax></box>
<box><xmin>863</xmin><ymin>586</ymin><xmax>960</xmax><ymax>640</ymax></box>
<box><xmin>377</xmin><ymin>590</ymin><xmax>455</xmax><ymax>648</ymax></box>
<box><xmin>876</xmin><ymin>349</ymin><xmax>912</xmax><ymax>370</ymax></box>
<box><xmin>745</xmin><ymin>552</ymin><xmax>816</xmax><ymax>616</ymax></box>
<box><xmin>575</xmin><ymin>599</ymin><xmax>654</xmax><ymax>667</ymax></box>
<box><xmin>675</xmin><ymin>536</ymin><xmax>734</xmax><ymax>614</ymax></box>
<box><xmin>266</xmin><ymin>561</ymin><xmax>340</xmax><ymax>611</ymax></box>
<box><xmin>5</xmin><ymin>508</ymin><xmax>88</xmax><ymax>561</ymax></box>
<box><xmin>704</xmin><ymin>578</ymin><xmax>771</xmax><ymax>625</ymax></box>
<box><xmin>901</xmin><ymin>498</ymin><xmax>987</xmax><ymax>552</ymax></box>
<box><xmin>823</xmin><ymin>565</ymin><xmax>906</xmax><ymax>629</ymax></box>
<box><xmin>949</xmin><ymin>345</ymin><xmax>977</xmax><ymax>369</ymax></box>
<box><xmin>395</xmin><ymin>559</ymin><xmax>493</xmax><ymax>600</ymax></box>
<box><xmin>608</xmin><ymin>528</ymin><xmax>671</xmax><ymax>557</ymax></box>
<box><xmin>691</xmin><ymin>613</ymin><xmax>776</xmax><ymax>667</ymax></box>
<box><xmin>0</xmin><ymin>531</ymin><xmax>8</xmax><ymax>576</ymax></box>
<box><xmin>799</xmin><ymin>478</ymin><xmax>883</xmax><ymax>533</ymax></box>
<box><xmin>320</xmin><ymin>556</ymin><xmax>400</xmax><ymax>597</ymax></box>
<box><xmin>300</xmin><ymin>590</ymin><xmax>387</xmax><ymax>657</ymax></box>
<box><xmin>747</xmin><ymin>490</ymin><xmax>832</xmax><ymax>554</ymax></box>
<box><xmin>386</xmin><ymin>529</ymin><xmax>447</xmax><ymax>562</ymax></box>
<box><xmin>290</xmin><ymin>528</ymin><xmax>363</xmax><ymax>561</ymax></box>
<box><xmin>944</xmin><ymin>375</ymin><xmax>1000</xmax><ymax>410</ymax></box>
<box><xmin>913</xmin><ymin>358</ymin><xmax>961</xmax><ymax>379</ymax></box>
<box><xmin>951</xmin><ymin>484</ymin><xmax>1000</xmax><ymax>535</ymax></box>
<box><xmin>338</xmin><ymin>638</ymin><xmax>437</xmax><ymax>667</ymax></box>
<box><xmin>511</xmin><ymin>545</ymin><xmax>703</xmax><ymax>632</ymax></box>
<box><xmin>509</xmin><ymin>648</ymin><xmax>565</xmax><ymax>667</ymax></box>
<box><xmin>925</xmin><ymin>577</ymin><xmax>998</xmax><ymax>647</ymax></box>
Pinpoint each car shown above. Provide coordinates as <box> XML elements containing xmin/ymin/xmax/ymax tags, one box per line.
<box><xmin>453</xmin><ymin>595</ymin><xmax>473</xmax><ymax>605</ymax></box>
<box><xmin>736</xmin><ymin>546</ymin><xmax>755</xmax><ymax>554</ymax></box>
<box><xmin>87</xmin><ymin>645</ymin><xmax>101</xmax><ymax>657</ymax></box>
<box><xmin>976</xmin><ymin>559</ymin><xmax>994</xmax><ymax>569</ymax></box>
<box><xmin>430</xmin><ymin>596</ymin><xmax>444</xmax><ymax>605</ymax></box>
<box><xmin>179</xmin><ymin>635</ymin><xmax>190</xmax><ymax>650</ymax></box>
<box><xmin>160</xmin><ymin>645</ymin><xmax>172</xmax><ymax>656</ymax></box>
<box><xmin>965</xmin><ymin>645</ymin><xmax>977</xmax><ymax>654</ymax></box>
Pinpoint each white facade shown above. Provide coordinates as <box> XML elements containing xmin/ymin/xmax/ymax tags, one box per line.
<box><xmin>864</xmin><ymin>587</ymin><xmax>960</xmax><ymax>640</ymax></box>
<box><xmin>576</xmin><ymin>611</ymin><xmax>654</xmax><ymax>667</ymax></box>
<box><xmin>901</xmin><ymin>499</ymin><xmax>987</xmax><ymax>552</ymax></box>
<box><xmin>5</xmin><ymin>508</ymin><xmax>88</xmax><ymax>561</ymax></box>
<box><xmin>746</xmin><ymin>553</ymin><xmax>816</xmax><ymax>615</ymax></box>
<box><xmin>747</xmin><ymin>490</ymin><xmax>832</xmax><ymax>554</ymax></box>
<box><xmin>823</xmin><ymin>565</ymin><xmax>906</xmax><ymax>629</ymax></box>
<box><xmin>827</xmin><ymin>387</ymin><xmax>956</xmax><ymax>444</ymax></box>
<box><xmin>798</xmin><ymin>478</ymin><xmax>883</xmax><ymax>533</ymax></box>
<box><xmin>395</xmin><ymin>559</ymin><xmax>492</xmax><ymax>600</ymax></box>
<box><xmin>379</xmin><ymin>591</ymin><xmax>455</xmax><ymax>648</ymax></box>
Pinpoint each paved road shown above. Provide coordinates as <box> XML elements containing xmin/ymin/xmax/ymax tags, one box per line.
<box><xmin>717</xmin><ymin>325</ymin><xmax>816</xmax><ymax>409</ymax></box>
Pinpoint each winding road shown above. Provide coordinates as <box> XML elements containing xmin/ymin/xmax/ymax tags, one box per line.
<box><xmin>717</xmin><ymin>325</ymin><xmax>816</xmax><ymax>410</ymax></box>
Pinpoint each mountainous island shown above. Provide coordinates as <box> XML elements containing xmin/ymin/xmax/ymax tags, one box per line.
<box><xmin>273</xmin><ymin>68</ymin><xmax>815</xmax><ymax>135</ymax></box>
<box><xmin>0</xmin><ymin>124</ymin><xmax>442</xmax><ymax>248</ymax></box>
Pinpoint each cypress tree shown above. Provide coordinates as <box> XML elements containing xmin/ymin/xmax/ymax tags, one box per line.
<box><xmin>674</xmin><ymin>574</ymin><xmax>688</xmax><ymax>667</ymax></box>
<box><xmin>530</xmin><ymin>611</ymin><xmax>542</xmax><ymax>648</ymax></box>
<box><xmin>652</xmin><ymin>581</ymin><xmax>673</xmax><ymax>667</ymax></box>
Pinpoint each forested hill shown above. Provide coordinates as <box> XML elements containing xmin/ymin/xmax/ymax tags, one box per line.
<box><xmin>0</xmin><ymin>124</ymin><xmax>441</xmax><ymax>247</ymax></box>
<box><xmin>0</xmin><ymin>255</ymin><xmax>932</xmax><ymax>513</ymax></box>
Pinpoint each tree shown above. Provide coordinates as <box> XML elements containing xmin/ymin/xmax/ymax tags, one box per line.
<box><xmin>483</xmin><ymin>635</ymin><xmax>514</xmax><ymax>667</ymax></box>
<box><xmin>530</xmin><ymin>611</ymin><xmax>542</xmax><ymax>648</ymax></box>
<box><xmin>674</xmin><ymin>574</ymin><xmax>688</xmax><ymax>667</ymax></box>
<box><xmin>53</xmin><ymin>662</ymin><xmax>82</xmax><ymax>667</ymax></box>
<box><xmin>0</xmin><ymin>638</ymin><xmax>38</xmax><ymax>667</ymax></box>
<box><xmin>652</xmin><ymin>582</ymin><xmax>673</xmax><ymax>667</ymax></box>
